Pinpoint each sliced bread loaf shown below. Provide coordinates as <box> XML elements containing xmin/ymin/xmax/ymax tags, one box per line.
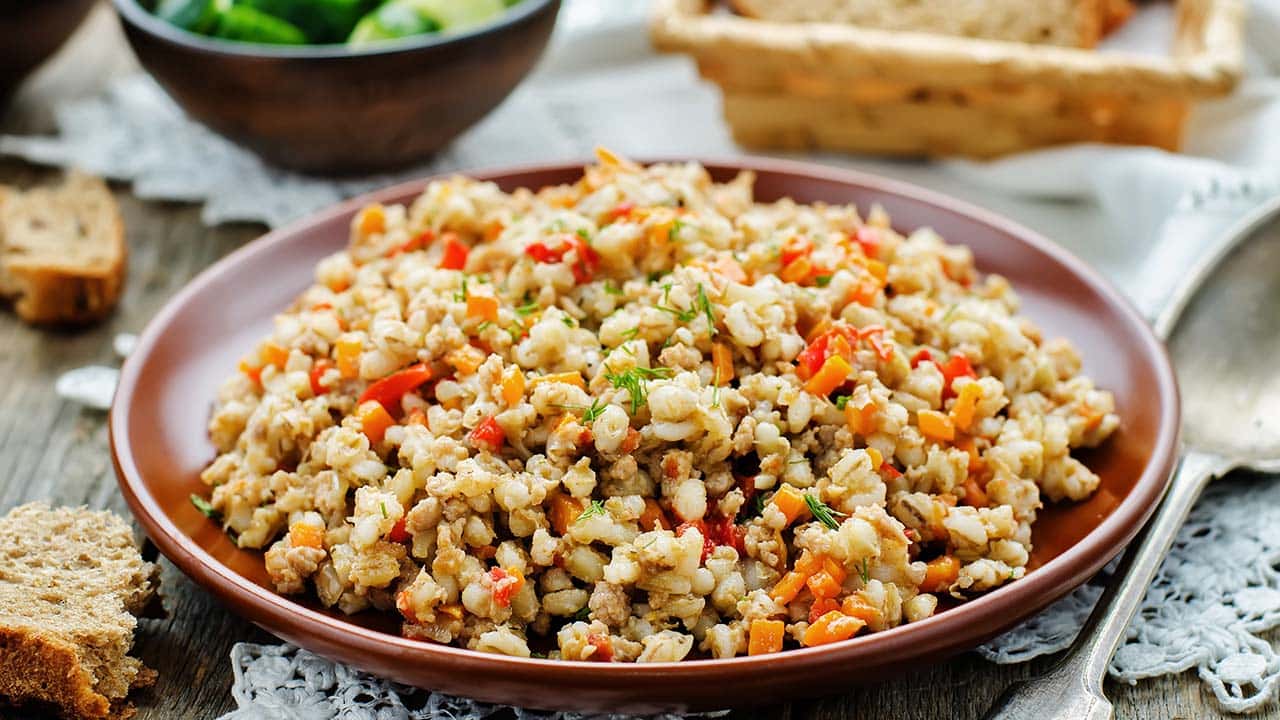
<box><xmin>0</xmin><ymin>172</ymin><xmax>127</xmax><ymax>325</ymax></box>
<box><xmin>0</xmin><ymin>503</ymin><xmax>159</xmax><ymax>719</ymax></box>
<box><xmin>729</xmin><ymin>0</ymin><xmax>1134</xmax><ymax>48</ymax></box>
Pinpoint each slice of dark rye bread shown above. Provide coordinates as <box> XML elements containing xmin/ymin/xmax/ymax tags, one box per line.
<box><xmin>0</xmin><ymin>172</ymin><xmax>127</xmax><ymax>325</ymax></box>
<box><xmin>0</xmin><ymin>503</ymin><xmax>159</xmax><ymax>720</ymax></box>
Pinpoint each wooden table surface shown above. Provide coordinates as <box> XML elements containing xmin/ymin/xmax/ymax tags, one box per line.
<box><xmin>0</xmin><ymin>6</ymin><xmax>1264</xmax><ymax>719</ymax></box>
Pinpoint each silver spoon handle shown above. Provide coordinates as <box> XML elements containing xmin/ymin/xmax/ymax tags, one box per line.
<box><xmin>982</xmin><ymin>449</ymin><xmax>1230</xmax><ymax>720</ymax></box>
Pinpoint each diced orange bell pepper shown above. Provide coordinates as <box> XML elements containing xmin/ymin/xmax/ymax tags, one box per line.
<box><xmin>865</xmin><ymin>447</ymin><xmax>883</xmax><ymax>469</ymax></box>
<box><xmin>466</xmin><ymin>295</ymin><xmax>500</xmax><ymax>322</ymax></box>
<box><xmin>500</xmin><ymin>367</ymin><xmax>525</xmax><ymax>407</ymax></box>
<box><xmin>803</xmin><ymin>355</ymin><xmax>852</xmax><ymax>397</ymax></box>
<box><xmin>639</xmin><ymin>498</ymin><xmax>672</xmax><ymax>531</ymax></box>
<box><xmin>962</xmin><ymin>477</ymin><xmax>989</xmax><ymax>508</ymax></box>
<box><xmin>336</xmin><ymin>337</ymin><xmax>362</xmax><ymax>379</ymax></box>
<box><xmin>794</xmin><ymin>550</ymin><xmax>823</xmax><ymax>576</ymax></box>
<box><xmin>356</xmin><ymin>400</ymin><xmax>395</xmax><ymax>444</ymax></box>
<box><xmin>803</xmin><ymin>610</ymin><xmax>865</xmax><ymax>647</ymax></box>
<box><xmin>445</xmin><ymin>346</ymin><xmax>486</xmax><ymax>376</ymax></box>
<box><xmin>950</xmin><ymin>381</ymin><xmax>982</xmax><ymax>431</ymax></box>
<box><xmin>550</xmin><ymin>495</ymin><xmax>585</xmax><ymax>535</ymax></box>
<box><xmin>770</xmin><ymin>571</ymin><xmax>808</xmax><ymax>605</ymax></box>
<box><xmin>289</xmin><ymin>522</ymin><xmax>324</xmax><ymax>550</ymax></box>
<box><xmin>821</xmin><ymin>555</ymin><xmax>848</xmax><ymax>585</ymax></box>
<box><xmin>748</xmin><ymin>619</ymin><xmax>786</xmax><ymax>656</ymax></box>
<box><xmin>920</xmin><ymin>555</ymin><xmax>961</xmax><ymax>593</ymax></box>
<box><xmin>780</xmin><ymin>256</ymin><xmax>813</xmax><ymax>284</ymax></box>
<box><xmin>712</xmin><ymin>342</ymin><xmax>734</xmax><ymax>386</ymax></box>
<box><xmin>769</xmin><ymin>485</ymin><xmax>807</xmax><ymax>526</ymax></box>
<box><xmin>846</xmin><ymin>398</ymin><xmax>878</xmax><ymax>436</ymax></box>
<box><xmin>261</xmin><ymin>342</ymin><xmax>289</xmax><ymax>369</ymax></box>
<box><xmin>918</xmin><ymin>409</ymin><xmax>956</xmax><ymax>442</ymax></box>
<box><xmin>353</xmin><ymin>203</ymin><xmax>386</xmax><ymax>238</ymax></box>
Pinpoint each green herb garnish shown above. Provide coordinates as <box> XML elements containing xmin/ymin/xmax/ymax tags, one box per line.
<box><xmin>570</xmin><ymin>606</ymin><xmax>592</xmax><ymax>622</ymax></box>
<box><xmin>515</xmin><ymin>301</ymin><xmax>540</xmax><ymax>316</ymax></box>
<box><xmin>835</xmin><ymin>395</ymin><xmax>851</xmax><ymax>410</ymax></box>
<box><xmin>604</xmin><ymin>281</ymin><xmax>624</xmax><ymax>297</ymax></box>
<box><xmin>804</xmin><ymin>494</ymin><xmax>846</xmax><ymax>531</ymax></box>
<box><xmin>668</xmin><ymin>219</ymin><xmax>685</xmax><ymax>243</ymax></box>
<box><xmin>576</xmin><ymin>228</ymin><xmax>591</xmax><ymax>242</ymax></box>
<box><xmin>475</xmin><ymin>320</ymin><xmax>494</xmax><ymax>333</ymax></box>
<box><xmin>453</xmin><ymin>275</ymin><xmax>469</xmax><ymax>303</ymax></box>
<box><xmin>576</xmin><ymin>500</ymin><xmax>607</xmax><ymax>523</ymax></box>
<box><xmin>380</xmin><ymin>501</ymin><xmax>389</xmax><ymax>519</ymax></box>
<box><xmin>561</xmin><ymin>316</ymin><xmax>577</xmax><ymax>328</ymax></box>
<box><xmin>190</xmin><ymin>494</ymin><xmax>219</xmax><ymax>520</ymax></box>
<box><xmin>656</xmin><ymin>283</ymin><xmax>717</xmax><ymax>336</ymax></box>
<box><xmin>604</xmin><ymin>366</ymin><xmax>674</xmax><ymax>413</ymax></box>
<box><xmin>815</xmin><ymin>275</ymin><xmax>833</xmax><ymax>287</ymax></box>
<box><xmin>860</xmin><ymin>557</ymin><xmax>870</xmax><ymax>584</ymax></box>
<box><xmin>619</xmin><ymin>326</ymin><xmax>640</xmax><ymax>341</ymax></box>
<box><xmin>582</xmin><ymin>398</ymin><xmax>608</xmax><ymax>423</ymax></box>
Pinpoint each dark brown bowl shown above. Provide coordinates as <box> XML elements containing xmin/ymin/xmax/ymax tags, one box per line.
<box><xmin>0</xmin><ymin>0</ymin><xmax>96</xmax><ymax>105</ymax></box>
<box><xmin>110</xmin><ymin>0</ymin><xmax>559</xmax><ymax>174</ymax></box>
<box><xmin>111</xmin><ymin>158</ymin><xmax>1180</xmax><ymax>714</ymax></box>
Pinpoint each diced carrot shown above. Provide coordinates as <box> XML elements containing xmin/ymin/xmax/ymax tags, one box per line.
<box><xmin>845</xmin><ymin>398</ymin><xmax>877</xmax><ymax>436</ymax></box>
<box><xmin>920</xmin><ymin>555</ymin><xmax>961</xmax><ymax>593</ymax></box>
<box><xmin>954</xmin><ymin>434</ymin><xmax>984</xmax><ymax>472</ymax></box>
<box><xmin>621</xmin><ymin>427</ymin><xmax>641</xmax><ymax>453</ymax></box>
<box><xmin>803</xmin><ymin>610</ymin><xmax>865</xmax><ymax>647</ymax></box>
<box><xmin>712</xmin><ymin>342</ymin><xmax>734</xmax><ymax>386</ymax></box>
<box><xmin>336</xmin><ymin>337</ymin><xmax>362</xmax><ymax>379</ymax></box>
<box><xmin>748</xmin><ymin>619</ymin><xmax>786</xmax><ymax>656</ymax></box>
<box><xmin>356</xmin><ymin>400</ymin><xmax>395</xmax><ymax>444</ymax></box>
<box><xmin>918</xmin><ymin>409</ymin><xmax>956</xmax><ymax>442</ymax></box>
<box><xmin>445</xmin><ymin>345</ymin><xmax>486</xmax><ymax>376</ymax></box>
<box><xmin>809</xmin><ymin>597</ymin><xmax>840</xmax><ymax>623</ymax></box>
<box><xmin>962</xmin><ymin>477</ymin><xmax>989</xmax><ymax>508</ymax></box>
<box><xmin>780</xmin><ymin>256</ymin><xmax>813</xmax><ymax>284</ymax></box>
<box><xmin>261</xmin><ymin>342</ymin><xmax>289</xmax><ymax>369</ymax></box>
<box><xmin>550</xmin><ymin>495</ymin><xmax>585</xmax><ymax>535</ymax></box>
<box><xmin>527</xmin><ymin>371</ymin><xmax>586</xmax><ymax>390</ymax></box>
<box><xmin>950</xmin><ymin>382</ymin><xmax>982</xmax><ymax>431</ymax></box>
<box><xmin>769</xmin><ymin>485</ymin><xmax>808</xmax><ymax>526</ymax></box>
<box><xmin>803</xmin><ymin>355</ymin><xmax>852</xmax><ymax>397</ymax></box>
<box><xmin>289</xmin><ymin>523</ymin><xmax>324</xmax><ymax>550</ymax></box>
<box><xmin>639</xmin><ymin>498</ymin><xmax>672</xmax><ymax>531</ymax></box>
<box><xmin>847</xmin><ymin>277</ymin><xmax>881</xmax><ymax>307</ymax></box>
<box><xmin>500</xmin><ymin>367</ymin><xmax>525</xmax><ymax>407</ymax></box>
<box><xmin>466</xmin><ymin>295</ymin><xmax>500</xmax><ymax>322</ymax></box>
<box><xmin>794</xmin><ymin>550</ymin><xmax>823</xmax><ymax>576</ymax></box>
<box><xmin>353</xmin><ymin>203</ymin><xmax>386</xmax><ymax>238</ymax></box>
<box><xmin>821</xmin><ymin>556</ymin><xmax>847</xmax><ymax>585</ymax></box>
<box><xmin>770</xmin><ymin>571</ymin><xmax>808</xmax><ymax>605</ymax></box>
<box><xmin>840</xmin><ymin>595</ymin><xmax>883</xmax><ymax>625</ymax></box>
<box><xmin>806</xmin><ymin>570</ymin><xmax>842</xmax><ymax>599</ymax></box>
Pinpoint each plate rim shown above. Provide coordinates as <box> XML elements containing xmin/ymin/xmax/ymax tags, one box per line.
<box><xmin>110</xmin><ymin>155</ymin><xmax>1180</xmax><ymax>698</ymax></box>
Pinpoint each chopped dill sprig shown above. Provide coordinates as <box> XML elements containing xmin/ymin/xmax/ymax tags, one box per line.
<box><xmin>655</xmin><ymin>283</ymin><xmax>718</xmax><ymax>336</ymax></box>
<box><xmin>860</xmin><ymin>557</ymin><xmax>870</xmax><ymax>584</ymax></box>
<box><xmin>582</xmin><ymin>398</ymin><xmax>608</xmax><ymax>423</ymax></box>
<box><xmin>804</xmin><ymin>494</ymin><xmax>846</xmax><ymax>531</ymax></box>
<box><xmin>604</xmin><ymin>366</ymin><xmax>674</xmax><ymax>413</ymax></box>
<box><xmin>515</xmin><ymin>301</ymin><xmax>540</xmax><ymax>316</ymax></box>
<box><xmin>190</xmin><ymin>494</ymin><xmax>219</xmax><ymax>520</ymax></box>
<box><xmin>576</xmin><ymin>500</ymin><xmax>608</xmax><ymax>523</ymax></box>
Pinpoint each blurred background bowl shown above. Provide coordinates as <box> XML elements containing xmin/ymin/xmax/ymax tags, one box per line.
<box><xmin>111</xmin><ymin>0</ymin><xmax>560</xmax><ymax>175</ymax></box>
<box><xmin>0</xmin><ymin>0</ymin><xmax>97</xmax><ymax>106</ymax></box>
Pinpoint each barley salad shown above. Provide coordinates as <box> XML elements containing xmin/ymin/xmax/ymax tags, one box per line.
<box><xmin>196</xmin><ymin>150</ymin><xmax>1119</xmax><ymax>662</ymax></box>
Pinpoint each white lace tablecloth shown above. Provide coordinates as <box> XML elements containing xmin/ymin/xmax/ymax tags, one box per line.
<box><xmin>17</xmin><ymin>0</ymin><xmax>1280</xmax><ymax>716</ymax></box>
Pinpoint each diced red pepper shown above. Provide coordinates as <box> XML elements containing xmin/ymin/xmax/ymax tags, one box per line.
<box><xmin>525</xmin><ymin>235</ymin><xmax>599</xmax><ymax>283</ymax></box>
<box><xmin>438</xmin><ymin>234</ymin><xmax>469</xmax><ymax>270</ymax></box>
<box><xmin>468</xmin><ymin>415</ymin><xmax>505</xmax><ymax>452</ymax></box>
<box><xmin>309</xmin><ymin>359</ymin><xmax>334</xmax><ymax>396</ymax></box>
<box><xmin>358</xmin><ymin>363</ymin><xmax>433</xmax><ymax>412</ymax></box>
<box><xmin>854</xmin><ymin>227</ymin><xmax>883</xmax><ymax>258</ymax></box>
<box><xmin>880</xmin><ymin>462</ymin><xmax>903</xmax><ymax>479</ymax></box>
<box><xmin>678</xmin><ymin>516</ymin><xmax>743</xmax><ymax>562</ymax></box>
<box><xmin>488</xmin><ymin>567</ymin><xmax>524</xmax><ymax>608</ymax></box>
<box><xmin>586</xmin><ymin>633</ymin><xmax>614</xmax><ymax>662</ymax></box>
<box><xmin>940</xmin><ymin>353</ymin><xmax>976</xmax><ymax>398</ymax></box>
<box><xmin>860</xmin><ymin>325</ymin><xmax>894</xmax><ymax>361</ymax></box>
<box><xmin>607</xmin><ymin>201</ymin><xmax>635</xmax><ymax>222</ymax></box>
<box><xmin>910</xmin><ymin>348</ymin><xmax>935</xmax><ymax>368</ymax></box>
<box><xmin>390</xmin><ymin>229</ymin><xmax>435</xmax><ymax>257</ymax></box>
<box><xmin>388</xmin><ymin>517</ymin><xmax>410</xmax><ymax>543</ymax></box>
<box><xmin>781</xmin><ymin>236</ymin><xmax>814</xmax><ymax>267</ymax></box>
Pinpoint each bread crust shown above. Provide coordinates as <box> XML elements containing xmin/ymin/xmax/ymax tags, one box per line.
<box><xmin>0</xmin><ymin>173</ymin><xmax>127</xmax><ymax>326</ymax></box>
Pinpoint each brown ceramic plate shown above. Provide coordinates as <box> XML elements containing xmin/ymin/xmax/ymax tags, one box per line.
<box><xmin>111</xmin><ymin>158</ymin><xmax>1179</xmax><ymax>714</ymax></box>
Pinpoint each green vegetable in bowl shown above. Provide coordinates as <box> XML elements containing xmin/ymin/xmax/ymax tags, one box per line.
<box><xmin>348</xmin><ymin>0</ymin><xmax>506</xmax><ymax>46</ymax></box>
<box><xmin>214</xmin><ymin>5</ymin><xmax>308</xmax><ymax>43</ymax></box>
<box><xmin>145</xmin><ymin>0</ymin><xmax>521</xmax><ymax>46</ymax></box>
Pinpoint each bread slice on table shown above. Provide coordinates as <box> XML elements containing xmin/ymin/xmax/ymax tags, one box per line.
<box><xmin>729</xmin><ymin>0</ymin><xmax>1134</xmax><ymax>48</ymax></box>
<box><xmin>0</xmin><ymin>172</ymin><xmax>127</xmax><ymax>325</ymax></box>
<box><xmin>0</xmin><ymin>503</ymin><xmax>160</xmax><ymax>720</ymax></box>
